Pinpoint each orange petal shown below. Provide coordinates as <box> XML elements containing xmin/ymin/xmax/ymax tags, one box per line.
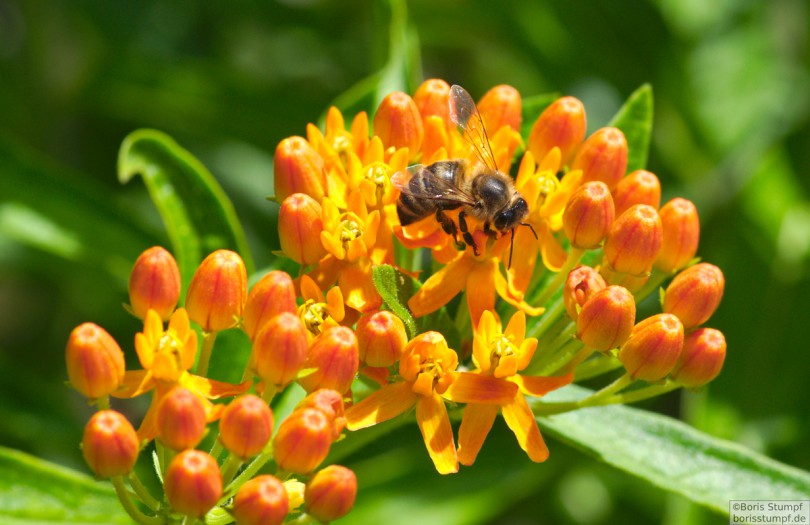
<box><xmin>134</xmin><ymin>332</ymin><xmax>154</xmax><ymax>370</ymax></box>
<box><xmin>415</xmin><ymin>394</ymin><xmax>458</xmax><ymax>475</ymax></box>
<box><xmin>338</xmin><ymin>259</ymin><xmax>382</xmax><ymax>313</ymax></box>
<box><xmin>540</xmin><ymin>228</ymin><xmax>568</xmax><ymax>272</ymax></box>
<box><xmin>494</xmin><ymin>271</ymin><xmax>545</xmax><ymax>316</ymax></box>
<box><xmin>516</xmin><ymin>339</ymin><xmax>538</xmax><ymax>371</ymax></box>
<box><xmin>504</xmin><ymin>311</ymin><xmax>526</xmax><ymax>345</ymax></box>
<box><xmin>465</xmin><ymin>259</ymin><xmax>497</xmax><ymax>328</ymax></box>
<box><xmin>345</xmin><ymin>381</ymin><xmax>416</xmax><ymax>430</ymax></box>
<box><xmin>182</xmin><ymin>373</ymin><xmax>251</xmax><ymax>399</ymax></box>
<box><xmin>443</xmin><ymin>372</ymin><xmax>517</xmax><ymax>405</ymax></box>
<box><xmin>506</xmin><ymin>226</ymin><xmax>540</xmax><ymax>295</ymax></box>
<box><xmin>408</xmin><ymin>254</ymin><xmax>475</xmax><ymax>318</ymax></box>
<box><xmin>112</xmin><ymin>369</ymin><xmax>154</xmax><ymax>398</ymax></box>
<box><xmin>457</xmin><ymin>403</ymin><xmax>499</xmax><ymax>466</ymax></box>
<box><xmin>501</xmin><ymin>393</ymin><xmax>548</xmax><ymax>462</ymax></box>
<box><xmin>326</xmin><ymin>286</ymin><xmax>346</xmax><ymax>322</ymax></box>
<box><xmin>511</xmin><ymin>372</ymin><xmax>573</xmax><ymax>397</ymax></box>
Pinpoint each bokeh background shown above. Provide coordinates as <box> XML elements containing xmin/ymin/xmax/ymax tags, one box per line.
<box><xmin>1</xmin><ymin>1</ymin><xmax>808</xmax><ymax>523</ymax></box>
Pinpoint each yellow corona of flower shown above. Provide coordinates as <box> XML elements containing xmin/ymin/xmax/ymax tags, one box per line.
<box><xmin>113</xmin><ymin>309</ymin><xmax>249</xmax><ymax>441</ymax></box>
<box><xmin>297</xmin><ymin>275</ymin><xmax>345</xmax><ymax>338</ymax></box>
<box><xmin>457</xmin><ymin>311</ymin><xmax>573</xmax><ymax>465</ymax></box>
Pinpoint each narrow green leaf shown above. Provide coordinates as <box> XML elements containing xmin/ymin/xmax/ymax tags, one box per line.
<box><xmin>118</xmin><ymin>129</ymin><xmax>254</xmax><ymax>292</ymax></box>
<box><xmin>0</xmin><ymin>447</ymin><xmax>130</xmax><ymax>524</ymax></box>
<box><xmin>536</xmin><ymin>386</ymin><xmax>810</xmax><ymax>513</ymax></box>
<box><xmin>372</xmin><ymin>264</ymin><xmax>418</xmax><ymax>338</ymax></box>
<box><xmin>609</xmin><ymin>84</ymin><xmax>654</xmax><ymax>172</ymax></box>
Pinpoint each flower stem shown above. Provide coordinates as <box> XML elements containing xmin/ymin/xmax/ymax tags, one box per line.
<box><xmin>533</xmin><ymin>373</ymin><xmax>634</xmax><ymax>415</ymax></box>
<box><xmin>220</xmin><ymin>453</ymin><xmax>244</xmax><ymax>487</ymax></box>
<box><xmin>110</xmin><ymin>476</ymin><xmax>163</xmax><ymax>525</ymax></box>
<box><xmin>533</xmin><ymin>247</ymin><xmax>584</xmax><ymax>307</ymax></box>
<box><xmin>226</xmin><ymin>444</ymin><xmax>275</xmax><ymax>494</ymax></box>
<box><xmin>96</xmin><ymin>395</ymin><xmax>110</xmax><ymax>411</ymax></box>
<box><xmin>574</xmin><ymin>354</ymin><xmax>623</xmax><ymax>381</ymax></box>
<box><xmin>127</xmin><ymin>471</ymin><xmax>160</xmax><ymax>512</ymax></box>
<box><xmin>602</xmin><ymin>380</ymin><xmax>680</xmax><ymax>404</ymax></box>
<box><xmin>209</xmin><ymin>437</ymin><xmax>224</xmax><ymax>460</ymax></box>
<box><xmin>633</xmin><ymin>268</ymin><xmax>669</xmax><ymax>302</ymax></box>
<box><xmin>195</xmin><ymin>330</ymin><xmax>218</xmax><ymax>377</ymax></box>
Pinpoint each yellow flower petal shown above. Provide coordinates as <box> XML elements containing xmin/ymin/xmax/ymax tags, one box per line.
<box><xmin>409</xmin><ymin>254</ymin><xmax>475</xmax><ymax>318</ymax></box>
<box><xmin>338</xmin><ymin>259</ymin><xmax>381</xmax><ymax>313</ymax></box>
<box><xmin>182</xmin><ymin>372</ymin><xmax>251</xmax><ymax>399</ymax></box>
<box><xmin>345</xmin><ymin>381</ymin><xmax>416</xmax><ymax>430</ymax></box>
<box><xmin>443</xmin><ymin>372</ymin><xmax>517</xmax><ymax>404</ymax></box>
<box><xmin>112</xmin><ymin>369</ymin><xmax>154</xmax><ymax>398</ymax></box>
<box><xmin>415</xmin><ymin>393</ymin><xmax>458</xmax><ymax>475</ymax></box>
<box><xmin>494</xmin><ymin>270</ymin><xmax>545</xmax><ymax>317</ymax></box>
<box><xmin>501</xmin><ymin>392</ymin><xmax>548</xmax><ymax>462</ymax></box>
<box><xmin>300</xmin><ymin>274</ymin><xmax>325</xmax><ymax>304</ymax></box>
<box><xmin>516</xmin><ymin>339</ymin><xmax>538</xmax><ymax>372</ymax></box>
<box><xmin>457</xmin><ymin>403</ymin><xmax>499</xmax><ymax>466</ymax></box>
<box><xmin>326</xmin><ymin>286</ymin><xmax>345</xmax><ymax>322</ymax></box>
<box><xmin>511</xmin><ymin>372</ymin><xmax>573</xmax><ymax>398</ymax></box>
<box><xmin>504</xmin><ymin>311</ymin><xmax>526</xmax><ymax>345</ymax></box>
<box><xmin>134</xmin><ymin>332</ymin><xmax>154</xmax><ymax>370</ymax></box>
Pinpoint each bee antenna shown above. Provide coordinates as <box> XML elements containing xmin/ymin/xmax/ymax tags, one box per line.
<box><xmin>521</xmin><ymin>222</ymin><xmax>538</xmax><ymax>240</ymax></box>
<box><xmin>508</xmin><ymin>228</ymin><xmax>516</xmax><ymax>269</ymax></box>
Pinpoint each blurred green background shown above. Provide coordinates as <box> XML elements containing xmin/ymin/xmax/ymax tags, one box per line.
<box><xmin>1</xmin><ymin>0</ymin><xmax>808</xmax><ymax>523</ymax></box>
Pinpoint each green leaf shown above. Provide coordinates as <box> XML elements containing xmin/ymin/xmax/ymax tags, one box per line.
<box><xmin>0</xmin><ymin>447</ymin><xmax>130</xmax><ymax>524</ymax></box>
<box><xmin>372</xmin><ymin>264</ymin><xmax>418</xmax><ymax>338</ymax></box>
<box><xmin>118</xmin><ymin>129</ymin><xmax>254</xmax><ymax>292</ymax></box>
<box><xmin>609</xmin><ymin>84</ymin><xmax>654</xmax><ymax>172</ymax></box>
<box><xmin>536</xmin><ymin>386</ymin><xmax>810</xmax><ymax>513</ymax></box>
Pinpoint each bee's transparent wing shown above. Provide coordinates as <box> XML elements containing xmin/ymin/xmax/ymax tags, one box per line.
<box><xmin>449</xmin><ymin>84</ymin><xmax>499</xmax><ymax>172</ymax></box>
<box><xmin>391</xmin><ymin>165</ymin><xmax>476</xmax><ymax>206</ymax></box>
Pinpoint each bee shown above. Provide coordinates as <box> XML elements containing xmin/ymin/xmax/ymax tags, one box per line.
<box><xmin>393</xmin><ymin>84</ymin><xmax>535</xmax><ymax>266</ymax></box>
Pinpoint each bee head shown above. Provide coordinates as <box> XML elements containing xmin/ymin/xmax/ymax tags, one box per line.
<box><xmin>494</xmin><ymin>197</ymin><xmax>529</xmax><ymax>231</ymax></box>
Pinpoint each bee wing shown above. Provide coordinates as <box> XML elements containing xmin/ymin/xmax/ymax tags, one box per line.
<box><xmin>449</xmin><ymin>84</ymin><xmax>499</xmax><ymax>173</ymax></box>
<box><xmin>391</xmin><ymin>165</ymin><xmax>477</xmax><ymax>207</ymax></box>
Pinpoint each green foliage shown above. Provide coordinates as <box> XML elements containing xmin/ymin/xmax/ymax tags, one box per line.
<box><xmin>609</xmin><ymin>84</ymin><xmax>653</xmax><ymax>172</ymax></box>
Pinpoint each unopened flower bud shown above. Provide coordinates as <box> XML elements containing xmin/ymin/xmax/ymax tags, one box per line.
<box><xmin>274</xmin><ymin>136</ymin><xmax>326</xmax><ymax>202</ymax></box>
<box><xmin>478</xmin><ymin>84</ymin><xmax>522</xmax><ymax>132</ymax></box>
<box><xmin>305</xmin><ymin>465</ymin><xmax>357</xmax><ymax>522</ymax></box>
<box><xmin>185</xmin><ymin>250</ymin><xmax>247</xmax><ymax>332</ymax></box>
<box><xmin>82</xmin><ymin>410</ymin><xmax>139</xmax><ymax>478</ymax></box>
<box><xmin>243</xmin><ymin>271</ymin><xmax>297</xmax><ymax>341</ymax></box>
<box><xmin>571</xmin><ymin>127</ymin><xmax>628</xmax><ymax>189</ymax></box>
<box><xmin>165</xmin><ymin>450</ymin><xmax>222</xmax><ymax>518</ymax></box>
<box><xmin>297</xmin><ymin>389</ymin><xmax>346</xmax><ymax>440</ymax></box>
<box><xmin>603</xmin><ymin>204</ymin><xmax>663</xmax><ymax>276</ymax></box>
<box><xmin>233</xmin><ymin>475</ymin><xmax>289</xmax><ymax>525</ymax></box>
<box><xmin>273</xmin><ymin>408</ymin><xmax>333</xmax><ymax>474</ymax></box>
<box><xmin>655</xmin><ymin>198</ymin><xmax>700</xmax><ymax>273</ymax></box>
<box><xmin>252</xmin><ymin>312</ymin><xmax>308</xmax><ymax>388</ymax></box>
<box><xmin>66</xmin><ymin>323</ymin><xmax>125</xmax><ymax>399</ymax></box>
<box><xmin>128</xmin><ymin>246</ymin><xmax>180</xmax><ymax>321</ymax></box>
<box><xmin>671</xmin><ymin>328</ymin><xmax>726</xmax><ymax>387</ymax></box>
<box><xmin>576</xmin><ymin>286</ymin><xmax>636</xmax><ymax>351</ymax></box>
<box><xmin>413</xmin><ymin>79</ymin><xmax>451</xmax><ymax>124</ymax></box>
<box><xmin>373</xmin><ymin>91</ymin><xmax>424</xmax><ymax>154</ymax></box>
<box><xmin>298</xmin><ymin>326</ymin><xmax>359</xmax><ymax>394</ymax></box>
<box><xmin>528</xmin><ymin>96</ymin><xmax>586</xmax><ymax>167</ymax></box>
<box><xmin>564</xmin><ymin>265</ymin><xmax>607</xmax><ymax>321</ymax></box>
<box><xmin>219</xmin><ymin>394</ymin><xmax>274</xmax><ymax>459</ymax></box>
<box><xmin>663</xmin><ymin>263</ymin><xmax>724</xmax><ymax>328</ymax></box>
<box><xmin>355</xmin><ymin>310</ymin><xmax>408</xmax><ymax>367</ymax></box>
<box><xmin>612</xmin><ymin>169</ymin><xmax>661</xmax><ymax>217</ymax></box>
<box><xmin>619</xmin><ymin>313</ymin><xmax>684</xmax><ymax>381</ymax></box>
<box><xmin>563</xmin><ymin>181</ymin><xmax>615</xmax><ymax>250</ymax></box>
<box><xmin>278</xmin><ymin>194</ymin><xmax>327</xmax><ymax>266</ymax></box>
<box><xmin>155</xmin><ymin>387</ymin><xmax>207</xmax><ymax>451</ymax></box>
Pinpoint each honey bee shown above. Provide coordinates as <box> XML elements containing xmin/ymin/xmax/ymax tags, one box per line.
<box><xmin>393</xmin><ymin>84</ymin><xmax>535</xmax><ymax>266</ymax></box>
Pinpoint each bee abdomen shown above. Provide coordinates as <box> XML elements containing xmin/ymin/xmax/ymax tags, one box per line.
<box><xmin>397</xmin><ymin>186</ymin><xmax>436</xmax><ymax>226</ymax></box>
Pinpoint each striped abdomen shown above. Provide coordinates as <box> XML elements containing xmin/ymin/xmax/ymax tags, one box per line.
<box><xmin>396</xmin><ymin>160</ymin><xmax>467</xmax><ymax>226</ymax></box>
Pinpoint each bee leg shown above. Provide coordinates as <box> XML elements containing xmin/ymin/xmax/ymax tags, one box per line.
<box><xmin>437</xmin><ymin>210</ymin><xmax>466</xmax><ymax>250</ymax></box>
<box><xmin>458</xmin><ymin>211</ymin><xmax>479</xmax><ymax>255</ymax></box>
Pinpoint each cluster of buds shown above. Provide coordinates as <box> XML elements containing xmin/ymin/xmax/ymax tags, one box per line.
<box><xmin>66</xmin><ymin>246</ymin><xmax>358</xmax><ymax>524</ymax></box>
<box><xmin>67</xmin><ymin>79</ymin><xmax>728</xmax><ymax>522</ymax></box>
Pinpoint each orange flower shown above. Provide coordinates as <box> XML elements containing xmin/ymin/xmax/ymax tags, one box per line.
<box><xmin>345</xmin><ymin>332</ymin><xmax>517</xmax><ymax>474</ymax></box>
<box><xmin>112</xmin><ymin>309</ymin><xmax>249</xmax><ymax>441</ymax></box>
<box><xmin>297</xmin><ymin>274</ymin><xmax>345</xmax><ymax>338</ymax></box>
<box><xmin>457</xmin><ymin>311</ymin><xmax>573</xmax><ymax>465</ymax></box>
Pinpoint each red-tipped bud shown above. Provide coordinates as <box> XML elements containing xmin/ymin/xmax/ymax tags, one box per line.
<box><xmin>564</xmin><ymin>265</ymin><xmax>607</xmax><ymax>321</ymax></box>
<box><xmin>603</xmin><ymin>204</ymin><xmax>663</xmax><ymax>276</ymax></box>
<box><xmin>128</xmin><ymin>246</ymin><xmax>180</xmax><ymax>321</ymax></box>
<box><xmin>671</xmin><ymin>328</ymin><xmax>726</xmax><ymax>387</ymax></box>
<box><xmin>66</xmin><ymin>323</ymin><xmax>125</xmax><ymax>399</ymax></box>
<box><xmin>165</xmin><ymin>450</ymin><xmax>222</xmax><ymax>518</ymax></box>
<box><xmin>413</xmin><ymin>79</ymin><xmax>451</xmax><ymax>124</ymax></box>
<box><xmin>305</xmin><ymin>465</ymin><xmax>357</xmax><ymax>522</ymax></box>
<box><xmin>373</xmin><ymin>91</ymin><xmax>424</xmax><ymax>154</ymax></box>
<box><xmin>274</xmin><ymin>136</ymin><xmax>326</xmax><ymax>202</ymax></box>
<box><xmin>243</xmin><ymin>271</ymin><xmax>297</xmax><ymax>341</ymax></box>
<box><xmin>576</xmin><ymin>285</ymin><xmax>636</xmax><ymax>351</ymax></box>
<box><xmin>571</xmin><ymin>127</ymin><xmax>628</xmax><ymax>189</ymax></box>
<box><xmin>233</xmin><ymin>475</ymin><xmax>289</xmax><ymax>525</ymax></box>
<box><xmin>252</xmin><ymin>312</ymin><xmax>308</xmax><ymax>388</ymax></box>
<box><xmin>155</xmin><ymin>387</ymin><xmax>207</xmax><ymax>451</ymax></box>
<box><xmin>619</xmin><ymin>313</ymin><xmax>684</xmax><ymax>381</ymax></box>
<box><xmin>273</xmin><ymin>408</ymin><xmax>333</xmax><ymax>474</ymax></box>
<box><xmin>278</xmin><ymin>194</ymin><xmax>327</xmax><ymax>266</ymax></box>
<box><xmin>563</xmin><ymin>181</ymin><xmax>615</xmax><ymax>249</ymax></box>
<box><xmin>663</xmin><ymin>263</ymin><xmax>724</xmax><ymax>328</ymax></box>
<box><xmin>355</xmin><ymin>310</ymin><xmax>408</xmax><ymax>367</ymax></box>
<box><xmin>219</xmin><ymin>394</ymin><xmax>274</xmax><ymax>459</ymax></box>
<box><xmin>528</xmin><ymin>96</ymin><xmax>587</xmax><ymax>166</ymax></box>
<box><xmin>297</xmin><ymin>389</ymin><xmax>346</xmax><ymax>441</ymax></box>
<box><xmin>82</xmin><ymin>410</ymin><xmax>139</xmax><ymax>478</ymax></box>
<box><xmin>478</xmin><ymin>84</ymin><xmax>522</xmax><ymax>132</ymax></box>
<box><xmin>655</xmin><ymin>198</ymin><xmax>700</xmax><ymax>273</ymax></box>
<box><xmin>185</xmin><ymin>249</ymin><xmax>247</xmax><ymax>332</ymax></box>
<box><xmin>612</xmin><ymin>169</ymin><xmax>661</xmax><ymax>217</ymax></box>
<box><xmin>298</xmin><ymin>326</ymin><xmax>359</xmax><ymax>394</ymax></box>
